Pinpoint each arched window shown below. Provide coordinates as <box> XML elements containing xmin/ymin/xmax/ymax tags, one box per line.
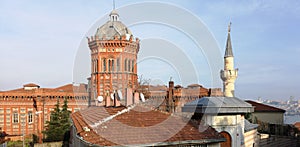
<box><xmin>111</xmin><ymin>59</ymin><xmax>115</xmax><ymax>71</ymax></box>
<box><xmin>103</xmin><ymin>59</ymin><xmax>106</xmax><ymax>72</ymax></box>
<box><xmin>124</xmin><ymin>59</ymin><xmax>127</xmax><ymax>71</ymax></box>
<box><xmin>108</xmin><ymin>60</ymin><xmax>111</xmax><ymax>71</ymax></box>
<box><xmin>132</xmin><ymin>60</ymin><xmax>135</xmax><ymax>72</ymax></box>
<box><xmin>117</xmin><ymin>58</ymin><xmax>120</xmax><ymax>71</ymax></box>
<box><xmin>128</xmin><ymin>59</ymin><xmax>131</xmax><ymax>72</ymax></box>
<box><xmin>96</xmin><ymin>59</ymin><xmax>98</xmax><ymax>73</ymax></box>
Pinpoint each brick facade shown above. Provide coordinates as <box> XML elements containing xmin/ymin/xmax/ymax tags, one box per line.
<box><xmin>0</xmin><ymin>83</ymin><xmax>88</xmax><ymax>141</ymax></box>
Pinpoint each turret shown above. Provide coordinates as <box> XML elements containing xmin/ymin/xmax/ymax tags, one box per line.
<box><xmin>220</xmin><ymin>22</ymin><xmax>238</xmax><ymax>97</ymax></box>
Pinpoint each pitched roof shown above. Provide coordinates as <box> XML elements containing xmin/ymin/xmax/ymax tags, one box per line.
<box><xmin>71</xmin><ymin>105</ymin><xmax>225</xmax><ymax>146</ymax></box>
<box><xmin>245</xmin><ymin>100</ymin><xmax>286</xmax><ymax>113</ymax></box>
<box><xmin>183</xmin><ymin>97</ymin><xmax>253</xmax><ymax>114</ymax></box>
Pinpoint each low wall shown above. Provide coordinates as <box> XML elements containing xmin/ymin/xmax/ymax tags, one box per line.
<box><xmin>34</xmin><ymin>142</ymin><xmax>62</xmax><ymax>147</ymax></box>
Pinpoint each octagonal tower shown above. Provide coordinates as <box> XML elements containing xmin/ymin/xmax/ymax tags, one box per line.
<box><xmin>88</xmin><ymin>10</ymin><xmax>140</xmax><ymax>106</ymax></box>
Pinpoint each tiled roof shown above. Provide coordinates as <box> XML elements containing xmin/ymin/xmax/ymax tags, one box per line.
<box><xmin>245</xmin><ymin>100</ymin><xmax>286</xmax><ymax>113</ymax></box>
<box><xmin>1</xmin><ymin>83</ymin><xmax>87</xmax><ymax>93</ymax></box>
<box><xmin>294</xmin><ymin>122</ymin><xmax>300</xmax><ymax>131</ymax></box>
<box><xmin>23</xmin><ymin>83</ymin><xmax>40</xmax><ymax>87</ymax></box>
<box><xmin>71</xmin><ymin>105</ymin><xmax>225</xmax><ymax>146</ymax></box>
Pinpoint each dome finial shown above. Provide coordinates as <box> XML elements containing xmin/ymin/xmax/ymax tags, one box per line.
<box><xmin>113</xmin><ymin>0</ymin><xmax>115</xmax><ymax>10</ymax></box>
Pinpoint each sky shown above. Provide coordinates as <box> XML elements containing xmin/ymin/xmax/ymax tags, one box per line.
<box><xmin>0</xmin><ymin>0</ymin><xmax>300</xmax><ymax>101</ymax></box>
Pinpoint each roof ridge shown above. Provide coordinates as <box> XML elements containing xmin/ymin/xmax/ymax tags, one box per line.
<box><xmin>90</xmin><ymin>104</ymin><xmax>136</xmax><ymax>128</ymax></box>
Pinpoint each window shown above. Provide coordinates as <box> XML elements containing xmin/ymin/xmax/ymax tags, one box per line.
<box><xmin>103</xmin><ymin>59</ymin><xmax>106</xmax><ymax>72</ymax></box>
<box><xmin>108</xmin><ymin>60</ymin><xmax>112</xmax><ymax>71</ymax></box>
<box><xmin>28</xmin><ymin>112</ymin><xmax>33</xmax><ymax>123</ymax></box>
<box><xmin>128</xmin><ymin>59</ymin><xmax>131</xmax><ymax>72</ymax></box>
<box><xmin>117</xmin><ymin>58</ymin><xmax>120</xmax><ymax>71</ymax></box>
<box><xmin>124</xmin><ymin>59</ymin><xmax>127</xmax><ymax>71</ymax></box>
<box><xmin>132</xmin><ymin>60</ymin><xmax>135</xmax><ymax>72</ymax></box>
<box><xmin>111</xmin><ymin>60</ymin><xmax>114</xmax><ymax>71</ymax></box>
<box><xmin>13</xmin><ymin>112</ymin><xmax>18</xmax><ymax>123</ymax></box>
<box><xmin>6</xmin><ymin>114</ymin><xmax>10</xmax><ymax>124</ymax></box>
<box><xmin>96</xmin><ymin>59</ymin><xmax>98</xmax><ymax>73</ymax></box>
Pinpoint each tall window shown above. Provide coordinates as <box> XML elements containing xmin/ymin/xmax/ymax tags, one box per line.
<box><xmin>128</xmin><ymin>59</ymin><xmax>131</xmax><ymax>72</ymax></box>
<box><xmin>124</xmin><ymin>59</ymin><xmax>127</xmax><ymax>71</ymax></box>
<box><xmin>103</xmin><ymin>59</ymin><xmax>106</xmax><ymax>72</ymax></box>
<box><xmin>111</xmin><ymin>60</ymin><xmax>114</xmax><ymax>72</ymax></box>
<box><xmin>117</xmin><ymin>58</ymin><xmax>120</xmax><ymax>71</ymax></box>
<box><xmin>13</xmin><ymin>112</ymin><xmax>18</xmax><ymax>123</ymax></box>
<box><xmin>96</xmin><ymin>59</ymin><xmax>98</xmax><ymax>73</ymax></box>
<box><xmin>132</xmin><ymin>60</ymin><xmax>135</xmax><ymax>72</ymax></box>
<box><xmin>28</xmin><ymin>112</ymin><xmax>33</xmax><ymax>123</ymax></box>
<box><xmin>108</xmin><ymin>60</ymin><xmax>112</xmax><ymax>71</ymax></box>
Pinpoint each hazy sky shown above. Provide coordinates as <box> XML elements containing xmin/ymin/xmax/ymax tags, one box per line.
<box><xmin>0</xmin><ymin>0</ymin><xmax>299</xmax><ymax>101</ymax></box>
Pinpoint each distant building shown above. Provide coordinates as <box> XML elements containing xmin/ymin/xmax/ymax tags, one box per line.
<box><xmin>246</xmin><ymin>100</ymin><xmax>286</xmax><ymax>125</ymax></box>
<box><xmin>0</xmin><ymin>83</ymin><xmax>88</xmax><ymax>141</ymax></box>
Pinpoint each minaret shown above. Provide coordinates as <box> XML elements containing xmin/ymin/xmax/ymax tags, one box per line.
<box><xmin>221</xmin><ymin>22</ymin><xmax>238</xmax><ymax>97</ymax></box>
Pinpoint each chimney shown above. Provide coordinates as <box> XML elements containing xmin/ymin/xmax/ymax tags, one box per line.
<box><xmin>167</xmin><ymin>80</ymin><xmax>174</xmax><ymax>113</ymax></box>
<box><xmin>105</xmin><ymin>91</ymin><xmax>111</xmax><ymax>107</ymax></box>
<box><xmin>126</xmin><ymin>88</ymin><xmax>133</xmax><ymax>106</ymax></box>
<box><xmin>134</xmin><ymin>92</ymin><xmax>140</xmax><ymax>104</ymax></box>
<box><xmin>114</xmin><ymin>91</ymin><xmax>121</xmax><ymax>107</ymax></box>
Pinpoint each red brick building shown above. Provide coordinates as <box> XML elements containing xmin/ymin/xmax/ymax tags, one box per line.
<box><xmin>87</xmin><ymin>10</ymin><xmax>140</xmax><ymax>106</ymax></box>
<box><xmin>0</xmin><ymin>83</ymin><xmax>88</xmax><ymax>141</ymax></box>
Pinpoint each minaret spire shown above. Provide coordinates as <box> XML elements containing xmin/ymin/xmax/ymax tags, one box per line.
<box><xmin>225</xmin><ymin>22</ymin><xmax>233</xmax><ymax>57</ymax></box>
<box><xmin>220</xmin><ymin>22</ymin><xmax>238</xmax><ymax>97</ymax></box>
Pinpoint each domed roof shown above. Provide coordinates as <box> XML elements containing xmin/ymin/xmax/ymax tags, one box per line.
<box><xmin>95</xmin><ymin>10</ymin><xmax>132</xmax><ymax>40</ymax></box>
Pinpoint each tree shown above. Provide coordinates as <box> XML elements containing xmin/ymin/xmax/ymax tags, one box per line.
<box><xmin>43</xmin><ymin>98</ymin><xmax>71</xmax><ymax>142</ymax></box>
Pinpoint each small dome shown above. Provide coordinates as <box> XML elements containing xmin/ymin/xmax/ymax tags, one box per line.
<box><xmin>95</xmin><ymin>10</ymin><xmax>132</xmax><ymax>40</ymax></box>
<box><xmin>109</xmin><ymin>10</ymin><xmax>119</xmax><ymax>16</ymax></box>
<box><xmin>95</xmin><ymin>21</ymin><xmax>132</xmax><ymax>40</ymax></box>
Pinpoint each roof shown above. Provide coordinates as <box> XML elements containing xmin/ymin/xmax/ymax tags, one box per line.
<box><xmin>0</xmin><ymin>83</ymin><xmax>87</xmax><ymax>94</ymax></box>
<box><xmin>294</xmin><ymin>122</ymin><xmax>300</xmax><ymax>131</ymax></box>
<box><xmin>224</xmin><ymin>23</ymin><xmax>233</xmax><ymax>57</ymax></box>
<box><xmin>71</xmin><ymin>105</ymin><xmax>225</xmax><ymax>146</ymax></box>
<box><xmin>244</xmin><ymin>119</ymin><xmax>259</xmax><ymax>132</ymax></box>
<box><xmin>182</xmin><ymin>97</ymin><xmax>253</xmax><ymax>114</ymax></box>
<box><xmin>95</xmin><ymin>10</ymin><xmax>132</xmax><ymax>40</ymax></box>
<box><xmin>245</xmin><ymin>100</ymin><xmax>286</xmax><ymax>113</ymax></box>
<box><xmin>23</xmin><ymin>83</ymin><xmax>40</xmax><ymax>87</ymax></box>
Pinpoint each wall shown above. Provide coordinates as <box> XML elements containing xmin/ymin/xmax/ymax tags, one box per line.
<box><xmin>205</xmin><ymin>115</ymin><xmax>245</xmax><ymax>147</ymax></box>
<box><xmin>244</xmin><ymin>129</ymin><xmax>259</xmax><ymax>147</ymax></box>
<box><xmin>34</xmin><ymin>142</ymin><xmax>62</xmax><ymax>147</ymax></box>
<box><xmin>252</xmin><ymin>112</ymin><xmax>284</xmax><ymax>124</ymax></box>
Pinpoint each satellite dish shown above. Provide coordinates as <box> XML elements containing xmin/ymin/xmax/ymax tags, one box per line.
<box><xmin>140</xmin><ymin>93</ymin><xmax>145</xmax><ymax>102</ymax></box>
<box><xmin>110</xmin><ymin>93</ymin><xmax>114</xmax><ymax>100</ymax></box>
<box><xmin>117</xmin><ymin>90</ymin><xmax>123</xmax><ymax>100</ymax></box>
<box><xmin>97</xmin><ymin>96</ymin><xmax>103</xmax><ymax>102</ymax></box>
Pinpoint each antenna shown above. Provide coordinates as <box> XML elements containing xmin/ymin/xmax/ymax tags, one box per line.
<box><xmin>113</xmin><ymin>0</ymin><xmax>116</xmax><ymax>10</ymax></box>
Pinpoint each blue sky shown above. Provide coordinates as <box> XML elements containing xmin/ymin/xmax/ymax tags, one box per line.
<box><xmin>0</xmin><ymin>0</ymin><xmax>299</xmax><ymax>101</ymax></box>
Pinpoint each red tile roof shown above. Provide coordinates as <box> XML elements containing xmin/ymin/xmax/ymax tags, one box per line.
<box><xmin>71</xmin><ymin>105</ymin><xmax>224</xmax><ymax>146</ymax></box>
<box><xmin>294</xmin><ymin>122</ymin><xmax>300</xmax><ymax>131</ymax></box>
<box><xmin>245</xmin><ymin>100</ymin><xmax>286</xmax><ymax>113</ymax></box>
<box><xmin>23</xmin><ymin>83</ymin><xmax>40</xmax><ymax>87</ymax></box>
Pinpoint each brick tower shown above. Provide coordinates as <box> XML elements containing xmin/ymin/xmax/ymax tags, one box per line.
<box><xmin>88</xmin><ymin>10</ymin><xmax>140</xmax><ymax>106</ymax></box>
<box><xmin>220</xmin><ymin>22</ymin><xmax>238</xmax><ymax>97</ymax></box>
